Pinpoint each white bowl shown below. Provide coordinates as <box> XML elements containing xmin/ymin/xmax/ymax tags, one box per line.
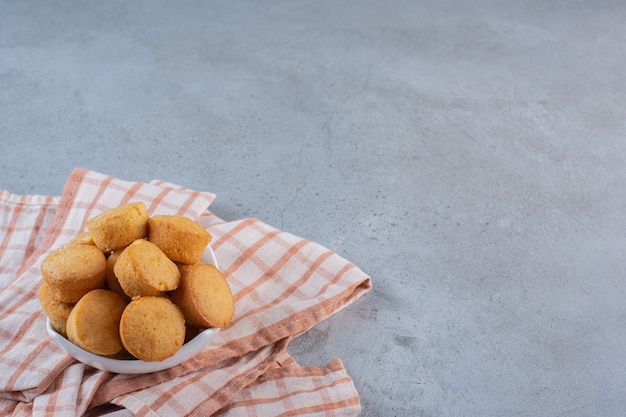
<box><xmin>46</xmin><ymin>245</ymin><xmax>220</xmax><ymax>374</ymax></box>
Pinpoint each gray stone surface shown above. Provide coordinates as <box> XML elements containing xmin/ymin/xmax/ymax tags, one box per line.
<box><xmin>3</xmin><ymin>0</ymin><xmax>626</xmax><ymax>415</ymax></box>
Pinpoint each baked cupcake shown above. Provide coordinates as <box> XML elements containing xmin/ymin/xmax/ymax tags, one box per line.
<box><xmin>147</xmin><ymin>215</ymin><xmax>211</xmax><ymax>264</ymax></box>
<box><xmin>171</xmin><ymin>262</ymin><xmax>234</xmax><ymax>328</ymax></box>
<box><xmin>41</xmin><ymin>244</ymin><xmax>107</xmax><ymax>303</ymax></box>
<box><xmin>114</xmin><ymin>239</ymin><xmax>180</xmax><ymax>298</ymax></box>
<box><xmin>86</xmin><ymin>202</ymin><xmax>148</xmax><ymax>252</ymax></box>
<box><xmin>105</xmin><ymin>251</ymin><xmax>131</xmax><ymax>302</ymax></box>
<box><xmin>63</xmin><ymin>232</ymin><xmax>96</xmax><ymax>248</ymax></box>
<box><xmin>65</xmin><ymin>289</ymin><xmax>128</xmax><ymax>356</ymax></box>
<box><xmin>119</xmin><ymin>296</ymin><xmax>186</xmax><ymax>361</ymax></box>
<box><xmin>38</xmin><ymin>282</ymin><xmax>74</xmax><ymax>337</ymax></box>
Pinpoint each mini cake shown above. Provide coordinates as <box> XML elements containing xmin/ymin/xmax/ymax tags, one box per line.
<box><xmin>105</xmin><ymin>251</ymin><xmax>131</xmax><ymax>302</ymax></box>
<box><xmin>86</xmin><ymin>202</ymin><xmax>148</xmax><ymax>252</ymax></box>
<box><xmin>41</xmin><ymin>244</ymin><xmax>107</xmax><ymax>303</ymax></box>
<box><xmin>38</xmin><ymin>282</ymin><xmax>74</xmax><ymax>337</ymax></box>
<box><xmin>114</xmin><ymin>239</ymin><xmax>181</xmax><ymax>298</ymax></box>
<box><xmin>65</xmin><ymin>289</ymin><xmax>128</xmax><ymax>356</ymax></box>
<box><xmin>147</xmin><ymin>215</ymin><xmax>211</xmax><ymax>264</ymax></box>
<box><xmin>171</xmin><ymin>262</ymin><xmax>234</xmax><ymax>328</ymax></box>
<box><xmin>119</xmin><ymin>296</ymin><xmax>186</xmax><ymax>361</ymax></box>
<box><xmin>63</xmin><ymin>232</ymin><xmax>95</xmax><ymax>248</ymax></box>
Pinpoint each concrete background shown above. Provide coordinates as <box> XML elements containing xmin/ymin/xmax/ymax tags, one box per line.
<box><xmin>3</xmin><ymin>1</ymin><xmax>626</xmax><ymax>415</ymax></box>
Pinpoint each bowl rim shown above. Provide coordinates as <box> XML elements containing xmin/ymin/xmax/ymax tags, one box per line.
<box><xmin>46</xmin><ymin>319</ymin><xmax>219</xmax><ymax>374</ymax></box>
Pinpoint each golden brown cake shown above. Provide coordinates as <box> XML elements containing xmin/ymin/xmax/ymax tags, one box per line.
<box><xmin>63</xmin><ymin>232</ymin><xmax>96</xmax><ymax>248</ymax></box>
<box><xmin>119</xmin><ymin>296</ymin><xmax>186</xmax><ymax>361</ymax></box>
<box><xmin>37</xmin><ymin>282</ymin><xmax>74</xmax><ymax>337</ymax></box>
<box><xmin>147</xmin><ymin>215</ymin><xmax>211</xmax><ymax>264</ymax></box>
<box><xmin>114</xmin><ymin>239</ymin><xmax>181</xmax><ymax>298</ymax></box>
<box><xmin>105</xmin><ymin>251</ymin><xmax>131</xmax><ymax>302</ymax></box>
<box><xmin>171</xmin><ymin>262</ymin><xmax>234</xmax><ymax>328</ymax></box>
<box><xmin>41</xmin><ymin>244</ymin><xmax>107</xmax><ymax>303</ymax></box>
<box><xmin>65</xmin><ymin>289</ymin><xmax>128</xmax><ymax>356</ymax></box>
<box><xmin>85</xmin><ymin>202</ymin><xmax>149</xmax><ymax>252</ymax></box>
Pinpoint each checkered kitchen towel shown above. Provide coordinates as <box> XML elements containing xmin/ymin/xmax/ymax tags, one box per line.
<box><xmin>0</xmin><ymin>168</ymin><xmax>371</xmax><ymax>416</ymax></box>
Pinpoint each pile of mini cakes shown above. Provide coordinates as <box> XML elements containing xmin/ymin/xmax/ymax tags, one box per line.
<box><xmin>38</xmin><ymin>202</ymin><xmax>234</xmax><ymax>362</ymax></box>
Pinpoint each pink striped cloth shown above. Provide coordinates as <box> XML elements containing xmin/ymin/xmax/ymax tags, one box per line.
<box><xmin>0</xmin><ymin>168</ymin><xmax>371</xmax><ymax>416</ymax></box>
